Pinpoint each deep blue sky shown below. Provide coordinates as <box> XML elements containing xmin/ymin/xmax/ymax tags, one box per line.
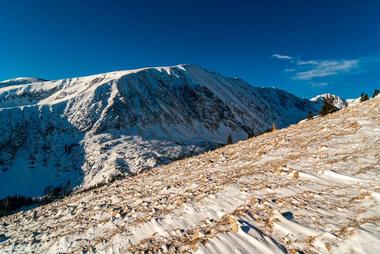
<box><xmin>0</xmin><ymin>0</ymin><xmax>379</xmax><ymax>98</ymax></box>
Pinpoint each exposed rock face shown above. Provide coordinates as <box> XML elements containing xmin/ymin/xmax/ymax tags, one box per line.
<box><xmin>0</xmin><ymin>65</ymin><xmax>320</xmax><ymax>197</ymax></box>
<box><xmin>0</xmin><ymin>95</ymin><xmax>379</xmax><ymax>254</ymax></box>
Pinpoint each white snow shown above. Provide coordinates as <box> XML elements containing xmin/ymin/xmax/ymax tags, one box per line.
<box><xmin>0</xmin><ymin>96</ymin><xmax>379</xmax><ymax>253</ymax></box>
<box><xmin>310</xmin><ymin>93</ymin><xmax>347</xmax><ymax>109</ymax></box>
<box><xmin>0</xmin><ymin>64</ymin><xmax>321</xmax><ymax>198</ymax></box>
<box><xmin>0</xmin><ymin>77</ymin><xmax>47</xmax><ymax>88</ymax></box>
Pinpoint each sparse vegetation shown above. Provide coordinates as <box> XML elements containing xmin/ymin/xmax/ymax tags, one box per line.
<box><xmin>245</xmin><ymin>127</ymin><xmax>255</xmax><ymax>139</ymax></box>
<box><xmin>227</xmin><ymin>133</ymin><xmax>233</xmax><ymax>145</ymax></box>
<box><xmin>372</xmin><ymin>89</ymin><xmax>379</xmax><ymax>98</ymax></box>
<box><xmin>307</xmin><ymin>111</ymin><xmax>313</xmax><ymax>120</ymax></box>
<box><xmin>247</xmin><ymin>131</ymin><xmax>255</xmax><ymax>139</ymax></box>
<box><xmin>0</xmin><ymin>181</ymin><xmax>73</xmax><ymax>217</ymax></box>
<box><xmin>319</xmin><ymin>99</ymin><xmax>338</xmax><ymax>116</ymax></box>
<box><xmin>360</xmin><ymin>92</ymin><xmax>369</xmax><ymax>102</ymax></box>
<box><xmin>0</xmin><ymin>195</ymin><xmax>37</xmax><ymax>217</ymax></box>
<box><xmin>271</xmin><ymin>122</ymin><xmax>277</xmax><ymax>132</ymax></box>
<box><xmin>41</xmin><ymin>181</ymin><xmax>72</xmax><ymax>204</ymax></box>
<box><xmin>64</xmin><ymin>144</ymin><xmax>78</xmax><ymax>154</ymax></box>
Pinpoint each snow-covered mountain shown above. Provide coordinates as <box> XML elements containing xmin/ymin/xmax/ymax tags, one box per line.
<box><xmin>0</xmin><ymin>77</ymin><xmax>47</xmax><ymax>88</ymax></box>
<box><xmin>0</xmin><ymin>64</ymin><xmax>321</xmax><ymax>198</ymax></box>
<box><xmin>310</xmin><ymin>93</ymin><xmax>347</xmax><ymax>109</ymax></box>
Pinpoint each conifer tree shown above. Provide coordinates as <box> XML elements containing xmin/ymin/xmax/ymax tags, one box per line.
<box><xmin>227</xmin><ymin>133</ymin><xmax>233</xmax><ymax>145</ymax></box>
<box><xmin>372</xmin><ymin>89</ymin><xmax>380</xmax><ymax>98</ymax></box>
<box><xmin>247</xmin><ymin>131</ymin><xmax>255</xmax><ymax>139</ymax></box>
<box><xmin>360</xmin><ymin>92</ymin><xmax>369</xmax><ymax>102</ymax></box>
<box><xmin>246</xmin><ymin>128</ymin><xmax>255</xmax><ymax>139</ymax></box>
<box><xmin>307</xmin><ymin>111</ymin><xmax>313</xmax><ymax>120</ymax></box>
<box><xmin>320</xmin><ymin>100</ymin><xmax>338</xmax><ymax>116</ymax></box>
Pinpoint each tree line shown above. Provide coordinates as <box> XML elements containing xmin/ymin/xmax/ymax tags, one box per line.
<box><xmin>0</xmin><ymin>181</ymin><xmax>72</xmax><ymax>217</ymax></box>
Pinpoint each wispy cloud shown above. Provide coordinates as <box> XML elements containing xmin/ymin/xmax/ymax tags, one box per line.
<box><xmin>272</xmin><ymin>54</ymin><xmax>294</xmax><ymax>60</ymax></box>
<box><xmin>294</xmin><ymin>59</ymin><xmax>359</xmax><ymax>80</ymax></box>
<box><xmin>272</xmin><ymin>54</ymin><xmax>362</xmax><ymax>81</ymax></box>
<box><xmin>296</xmin><ymin>60</ymin><xmax>318</xmax><ymax>65</ymax></box>
<box><xmin>310</xmin><ymin>81</ymin><xmax>328</xmax><ymax>87</ymax></box>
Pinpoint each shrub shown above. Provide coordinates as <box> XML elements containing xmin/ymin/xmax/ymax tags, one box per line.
<box><xmin>307</xmin><ymin>111</ymin><xmax>313</xmax><ymax>120</ymax></box>
<box><xmin>42</xmin><ymin>181</ymin><xmax>72</xmax><ymax>204</ymax></box>
<box><xmin>64</xmin><ymin>144</ymin><xmax>77</xmax><ymax>154</ymax></box>
<box><xmin>227</xmin><ymin>133</ymin><xmax>233</xmax><ymax>144</ymax></box>
<box><xmin>244</xmin><ymin>127</ymin><xmax>255</xmax><ymax>139</ymax></box>
<box><xmin>0</xmin><ymin>195</ymin><xmax>37</xmax><ymax>217</ymax></box>
<box><xmin>271</xmin><ymin>122</ymin><xmax>277</xmax><ymax>131</ymax></box>
<box><xmin>372</xmin><ymin>89</ymin><xmax>380</xmax><ymax>98</ymax></box>
<box><xmin>0</xmin><ymin>180</ymin><xmax>74</xmax><ymax>217</ymax></box>
<box><xmin>247</xmin><ymin>131</ymin><xmax>255</xmax><ymax>139</ymax></box>
<box><xmin>360</xmin><ymin>93</ymin><xmax>369</xmax><ymax>102</ymax></box>
<box><xmin>320</xmin><ymin>100</ymin><xmax>338</xmax><ymax>116</ymax></box>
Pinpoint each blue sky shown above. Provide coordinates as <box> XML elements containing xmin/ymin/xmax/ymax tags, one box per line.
<box><xmin>0</xmin><ymin>0</ymin><xmax>379</xmax><ymax>98</ymax></box>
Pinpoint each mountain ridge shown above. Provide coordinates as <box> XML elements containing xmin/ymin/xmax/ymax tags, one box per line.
<box><xmin>0</xmin><ymin>64</ymin><xmax>324</xmax><ymax>198</ymax></box>
<box><xmin>0</xmin><ymin>77</ymin><xmax>47</xmax><ymax>88</ymax></box>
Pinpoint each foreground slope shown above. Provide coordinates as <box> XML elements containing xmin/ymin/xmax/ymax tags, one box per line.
<box><xmin>1</xmin><ymin>97</ymin><xmax>379</xmax><ymax>253</ymax></box>
<box><xmin>0</xmin><ymin>64</ymin><xmax>319</xmax><ymax>198</ymax></box>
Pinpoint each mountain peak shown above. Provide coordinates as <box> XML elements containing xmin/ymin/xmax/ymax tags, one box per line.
<box><xmin>310</xmin><ymin>93</ymin><xmax>347</xmax><ymax>109</ymax></box>
<box><xmin>0</xmin><ymin>77</ymin><xmax>47</xmax><ymax>87</ymax></box>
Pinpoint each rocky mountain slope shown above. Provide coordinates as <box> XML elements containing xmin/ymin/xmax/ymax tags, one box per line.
<box><xmin>0</xmin><ymin>94</ymin><xmax>378</xmax><ymax>254</ymax></box>
<box><xmin>0</xmin><ymin>64</ymin><xmax>321</xmax><ymax>198</ymax></box>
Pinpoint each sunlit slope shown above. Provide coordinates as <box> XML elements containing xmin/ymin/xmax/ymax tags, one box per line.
<box><xmin>1</xmin><ymin>96</ymin><xmax>379</xmax><ymax>253</ymax></box>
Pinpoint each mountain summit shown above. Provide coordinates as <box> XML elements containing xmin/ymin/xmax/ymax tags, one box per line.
<box><xmin>310</xmin><ymin>93</ymin><xmax>347</xmax><ymax>109</ymax></box>
<box><xmin>0</xmin><ymin>64</ymin><xmax>321</xmax><ymax>198</ymax></box>
<box><xmin>0</xmin><ymin>77</ymin><xmax>47</xmax><ymax>87</ymax></box>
